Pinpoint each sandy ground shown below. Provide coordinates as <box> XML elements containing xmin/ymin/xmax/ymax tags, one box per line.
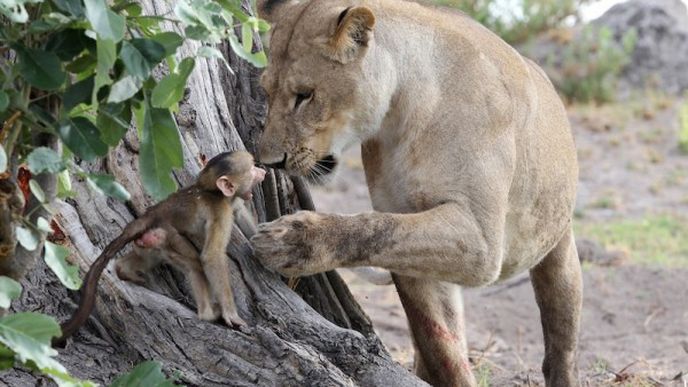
<box><xmin>310</xmin><ymin>100</ymin><xmax>688</xmax><ymax>385</ymax></box>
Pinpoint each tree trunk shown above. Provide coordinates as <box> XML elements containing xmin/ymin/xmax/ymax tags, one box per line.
<box><xmin>1</xmin><ymin>1</ymin><xmax>425</xmax><ymax>386</ymax></box>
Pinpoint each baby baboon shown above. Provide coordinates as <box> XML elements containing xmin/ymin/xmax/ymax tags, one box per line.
<box><xmin>58</xmin><ymin>151</ymin><xmax>265</xmax><ymax>342</ymax></box>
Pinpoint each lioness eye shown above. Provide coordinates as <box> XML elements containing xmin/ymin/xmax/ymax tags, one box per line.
<box><xmin>294</xmin><ymin>91</ymin><xmax>313</xmax><ymax>109</ymax></box>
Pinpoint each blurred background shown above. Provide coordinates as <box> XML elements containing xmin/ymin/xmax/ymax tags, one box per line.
<box><xmin>310</xmin><ymin>0</ymin><xmax>688</xmax><ymax>385</ymax></box>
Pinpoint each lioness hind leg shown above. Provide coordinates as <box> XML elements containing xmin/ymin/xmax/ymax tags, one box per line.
<box><xmin>393</xmin><ymin>274</ymin><xmax>476</xmax><ymax>387</ymax></box>
<box><xmin>530</xmin><ymin>228</ymin><xmax>582</xmax><ymax>387</ymax></box>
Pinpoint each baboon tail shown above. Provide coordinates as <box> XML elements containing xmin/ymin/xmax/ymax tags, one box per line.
<box><xmin>55</xmin><ymin>217</ymin><xmax>153</xmax><ymax>344</ymax></box>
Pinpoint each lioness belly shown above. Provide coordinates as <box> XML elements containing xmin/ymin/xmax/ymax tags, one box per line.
<box><xmin>499</xmin><ymin>202</ymin><xmax>572</xmax><ymax>280</ymax></box>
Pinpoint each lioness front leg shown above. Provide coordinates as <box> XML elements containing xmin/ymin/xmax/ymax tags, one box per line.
<box><xmin>394</xmin><ymin>274</ymin><xmax>476</xmax><ymax>387</ymax></box>
<box><xmin>252</xmin><ymin>202</ymin><xmax>503</xmax><ymax>286</ymax></box>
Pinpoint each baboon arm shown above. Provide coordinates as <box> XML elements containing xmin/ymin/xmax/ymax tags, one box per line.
<box><xmin>233</xmin><ymin>200</ymin><xmax>257</xmax><ymax>237</ymax></box>
<box><xmin>199</xmin><ymin>218</ymin><xmax>244</xmax><ymax>327</ymax></box>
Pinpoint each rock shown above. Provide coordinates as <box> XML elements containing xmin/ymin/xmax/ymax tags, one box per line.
<box><xmin>593</xmin><ymin>0</ymin><xmax>688</xmax><ymax>94</ymax></box>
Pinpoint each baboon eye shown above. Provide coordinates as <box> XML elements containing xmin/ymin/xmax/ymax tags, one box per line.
<box><xmin>294</xmin><ymin>90</ymin><xmax>313</xmax><ymax>109</ymax></box>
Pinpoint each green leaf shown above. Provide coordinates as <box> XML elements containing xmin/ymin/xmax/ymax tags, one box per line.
<box><xmin>120</xmin><ymin>2</ymin><xmax>141</xmax><ymax>16</ymax></box>
<box><xmin>139</xmin><ymin>102</ymin><xmax>183</xmax><ymax>201</ymax></box>
<box><xmin>66</xmin><ymin>52</ymin><xmax>97</xmax><ymax>74</ymax></box>
<box><xmin>52</xmin><ymin>0</ymin><xmax>84</xmax><ymax>17</ymax></box>
<box><xmin>174</xmin><ymin>0</ymin><xmax>201</xmax><ymax>27</ymax></box>
<box><xmin>43</xmin><ymin>368</ymin><xmax>97</xmax><ymax>387</ymax></box>
<box><xmin>151</xmin><ymin>32</ymin><xmax>184</xmax><ymax>57</ymax></box>
<box><xmin>29</xmin><ymin>180</ymin><xmax>46</xmax><ymax>203</ymax></box>
<box><xmin>151</xmin><ymin>58</ymin><xmax>195</xmax><ymax>108</ymax></box>
<box><xmin>44</xmin><ymin>241</ymin><xmax>81</xmax><ymax>290</ymax></box>
<box><xmin>36</xmin><ymin>217</ymin><xmax>52</xmax><ymax>233</ymax></box>
<box><xmin>0</xmin><ymin>0</ymin><xmax>42</xmax><ymax>23</ymax></box>
<box><xmin>0</xmin><ymin>91</ymin><xmax>8</xmax><ymax>112</ymax></box>
<box><xmin>46</xmin><ymin>29</ymin><xmax>89</xmax><ymax>61</ymax></box>
<box><xmin>108</xmin><ymin>75</ymin><xmax>143</xmax><ymax>103</ymax></box>
<box><xmin>64</xmin><ymin>76</ymin><xmax>95</xmax><ymax>112</ymax></box>
<box><xmin>129</xmin><ymin>15</ymin><xmax>166</xmax><ymax>31</ymax></box>
<box><xmin>256</xmin><ymin>19</ymin><xmax>270</xmax><ymax>32</ymax></box>
<box><xmin>0</xmin><ymin>311</ymin><xmax>95</xmax><ymax>385</ymax></box>
<box><xmin>44</xmin><ymin>11</ymin><xmax>72</xmax><ymax>25</ymax></box>
<box><xmin>0</xmin><ymin>343</ymin><xmax>14</xmax><ymax>370</ymax></box>
<box><xmin>97</xmin><ymin>103</ymin><xmax>131</xmax><ymax>146</ymax></box>
<box><xmin>217</xmin><ymin>0</ymin><xmax>247</xmax><ymax>22</ymax></box>
<box><xmin>241</xmin><ymin>23</ymin><xmax>253</xmax><ymax>52</ymax></box>
<box><xmin>58</xmin><ymin>117</ymin><xmax>108</xmax><ymax>161</ymax></box>
<box><xmin>0</xmin><ymin>277</ymin><xmax>22</xmax><ymax>309</ymax></box>
<box><xmin>57</xmin><ymin>170</ymin><xmax>74</xmax><ymax>199</ymax></box>
<box><xmin>0</xmin><ymin>313</ymin><xmax>59</xmax><ymax>348</ymax></box>
<box><xmin>0</xmin><ymin>3</ymin><xmax>27</xmax><ymax>23</ymax></box>
<box><xmin>87</xmin><ymin>174</ymin><xmax>130</xmax><ymax>201</ymax></box>
<box><xmin>184</xmin><ymin>25</ymin><xmax>211</xmax><ymax>41</ymax></box>
<box><xmin>131</xmin><ymin>39</ymin><xmax>166</xmax><ymax>65</ymax></box>
<box><xmin>120</xmin><ymin>41</ymin><xmax>152</xmax><ymax>81</ymax></box>
<box><xmin>15</xmin><ymin>226</ymin><xmax>40</xmax><ymax>251</ymax></box>
<box><xmin>197</xmin><ymin>46</ymin><xmax>232</xmax><ymax>74</ymax></box>
<box><xmin>84</xmin><ymin>0</ymin><xmax>125</xmax><ymax>42</ymax></box>
<box><xmin>94</xmin><ymin>38</ymin><xmax>117</xmax><ymax>102</ymax></box>
<box><xmin>0</xmin><ymin>145</ymin><xmax>7</xmax><ymax>174</ymax></box>
<box><xmin>227</xmin><ymin>36</ymin><xmax>266</xmax><ymax>68</ymax></box>
<box><xmin>111</xmin><ymin>361</ymin><xmax>177</xmax><ymax>387</ymax></box>
<box><xmin>28</xmin><ymin>16</ymin><xmax>70</xmax><ymax>34</ymax></box>
<box><xmin>26</xmin><ymin>147</ymin><xmax>66</xmax><ymax>174</ymax></box>
<box><xmin>15</xmin><ymin>46</ymin><xmax>67</xmax><ymax>91</ymax></box>
<box><xmin>119</xmin><ymin>39</ymin><xmax>166</xmax><ymax>82</ymax></box>
<box><xmin>0</xmin><ymin>312</ymin><xmax>63</xmax><ymax>371</ymax></box>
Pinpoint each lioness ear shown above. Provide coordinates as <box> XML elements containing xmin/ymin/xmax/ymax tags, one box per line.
<box><xmin>326</xmin><ymin>6</ymin><xmax>376</xmax><ymax>63</ymax></box>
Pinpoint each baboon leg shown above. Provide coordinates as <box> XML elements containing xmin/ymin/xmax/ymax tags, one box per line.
<box><xmin>165</xmin><ymin>232</ymin><xmax>217</xmax><ymax>321</ymax></box>
<box><xmin>186</xmin><ymin>264</ymin><xmax>217</xmax><ymax>321</ymax></box>
<box><xmin>530</xmin><ymin>228</ymin><xmax>582</xmax><ymax>387</ymax></box>
<box><xmin>201</xmin><ymin>254</ymin><xmax>245</xmax><ymax>327</ymax></box>
<box><xmin>393</xmin><ymin>274</ymin><xmax>476</xmax><ymax>387</ymax></box>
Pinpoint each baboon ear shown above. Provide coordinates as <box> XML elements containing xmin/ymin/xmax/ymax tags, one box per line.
<box><xmin>256</xmin><ymin>0</ymin><xmax>297</xmax><ymax>23</ymax></box>
<box><xmin>216</xmin><ymin>176</ymin><xmax>236</xmax><ymax>197</ymax></box>
<box><xmin>326</xmin><ymin>6</ymin><xmax>376</xmax><ymax>63</ymax></box>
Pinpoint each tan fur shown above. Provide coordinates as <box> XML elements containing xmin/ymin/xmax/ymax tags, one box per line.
<box><xmin>252</xmin><ymin>1</ymin><xmax>581</xmax><ymax>386</ymax></box>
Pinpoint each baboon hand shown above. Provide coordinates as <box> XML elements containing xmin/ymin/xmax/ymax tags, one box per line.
<box><xmin>251</xmin><ymin>211</ymin><xmax>334</xmax><ymax>277</ymax></box>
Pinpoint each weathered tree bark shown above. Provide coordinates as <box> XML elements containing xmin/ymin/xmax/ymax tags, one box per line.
<box><xmin>1</xmin><ymin>1</ymin><xmax>425</xmax><ymax>386</ymax></box>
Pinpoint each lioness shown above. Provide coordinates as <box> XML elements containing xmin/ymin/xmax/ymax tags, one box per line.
<box><xmin>251</xmin><ymin>1</ymin><xmax>581</xmax><ymax>386</ymax></box>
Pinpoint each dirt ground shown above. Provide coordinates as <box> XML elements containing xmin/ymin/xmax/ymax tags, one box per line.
<box><xmin>310</xmin><ymin>99</ymin><xmax>688</xmax><ymax>386</ymax></box>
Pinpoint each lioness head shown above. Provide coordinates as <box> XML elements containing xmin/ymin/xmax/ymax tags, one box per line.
<box><xmin>256</xmin><ymin>0</ymin><xmax>378</xmax><ymax>182</ymax></box>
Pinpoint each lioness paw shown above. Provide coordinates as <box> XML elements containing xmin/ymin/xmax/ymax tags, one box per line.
<box><xmin>251</xmin><ymin>211</ymin><xmax>330</xmax><ymax>276</ymax></box>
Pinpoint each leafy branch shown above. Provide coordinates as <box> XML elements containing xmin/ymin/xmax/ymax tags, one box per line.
<box><xmin>0</xmin><ymin>0</ymin><xmax>270</xmax><ymax>384</ymax></box>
